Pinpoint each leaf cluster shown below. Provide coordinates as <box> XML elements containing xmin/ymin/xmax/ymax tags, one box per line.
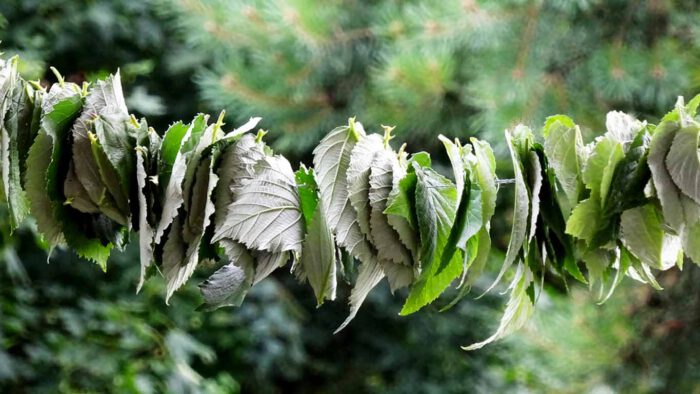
<box><xmin>2</xmin><ymin>55</ymin><xmax>700</xmax><ymax>348</ymax></box>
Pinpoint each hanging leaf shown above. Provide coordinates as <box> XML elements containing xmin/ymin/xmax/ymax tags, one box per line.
<box><xmin>368</xmin><ymin>149</ymin><xmax>413</xmax><ymax>265</ymax></box>
<box><xmin>334</xmin><ymin>256</ymin><xmax>384</xmax><ymax>333</ymax></box>
<box><xmin>295</xmin><ymin>166</ymin><xmax>337</xmax><ymax>305</ymax></box>
<box><xmin>347</xmin><ymin>133</ymin><xmax>384</xmax><ymax>239</ymax></box>
<box><xmin>620</xmin><ymin>204</ymin><xmax>682</xmax><ymax>271</ymax></box>
<box><xmin>25</xmin><ymin>85</ymin><xmax>82</xmax><ymax>245</ymax></box>
<box><xmin>484</xmin><ymin>127</ymin><xmax>531</xmax><ymax>293</ymax></box>
<box><xmin>463</xmin><ymin>264</ymin><xmax>534</xmax><ymax>351</ymax></box>
<box><xmin>198</xmin><ymin>240</ymin><xmax>255</xmax><ymax>311</ymax></box>
<box><xmin>648</xmin><ymin>118</ymin><xmax>685</xmax><ymax>232</ymax></box>
<box><xmin>400</xmin><ymin>164</ymin><xmax>460</xmax><ymax>315</ymax></box>
<box><xmin>154</xmin><ymin>115</ymin><xmax>208</xmax><ymax>244</ymax></box>
<box><xmin>543</xmin><ymin>115</ymin><xmax>584</xmax><ymax>208</ymax></box>
<box><xmin>213</xmin><ymin>155</ymin><xmax>303</xmax><ymax>253</ymax></box>
<box><xmin>135</xmin><ymin>147</ymin><xmax>155</xmax><ymax>292</ymax></box>
<box><xmin>313</xmin><ymin>120</ymin><xmax>373</xmax><ymax>262</ymax></box>
<box><xmin>666</xmin><ymin>123</ymin><xmax>700</xmax><ymax>205</ymax></box>
<box><xmin>213</xmin><ymin>133</ymin><xmax>267</xmax><ymax>235</ymax></box>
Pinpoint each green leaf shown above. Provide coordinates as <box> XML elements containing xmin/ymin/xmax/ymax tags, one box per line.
<box><xmin>485</xmin><ymin>127</ymin><xmax>531</xmax><ymax>293</ymax></box>
<box><xmin>543</xmin><ymin>115</ymin><xmax>584</xmax><ymax>208</ymax></box>
<box><xmin>154</xmin><ymin>115</ymin><xmax>208</xmax><ymax>244</ymax></box>
<box><xmin>25</xmin><ymin>89</ymin><xmax>81</xmax><ymax>245</ymax></box>
<box><xmin>620</xmin><ymin>204</ymin><xmax>682</xmax><ymax>271</ymax></box>
<box><xmin>566</xmin><ymin>196</ymin><xmax>601</xmax><ymax>243</ymax></box>
<box><xmin>69</xmin><ymin>73</ymin><xmax>128</xmax><ymax>211</ymax></box>
<box><xmin>438</xmin><ymin>135</ymin><xmax>466</xmax><ymax>200</ymax></box>
<box><xmin>582</xmin><ymin>137</ymin><xmax>624</xmax><ymax>207</ymax></box>
<box><xmin>400</xmin><ymin>164</ymin><xmax>460</xmax><ymax>315</ymax></box>
<box><xmin>88</xmin><ymin>131</ymin><xmax>129</xmax><ymax>224</ymax></box>
<box><xmin>295</xmin><ymin>166</ymin><xmax>319</xmax><ymax>227</ymax></box>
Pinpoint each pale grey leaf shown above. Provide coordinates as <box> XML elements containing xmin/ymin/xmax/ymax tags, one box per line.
<box><xmin>312</xmin><ymin>121</ymin><xmax>364</xmax><ymax>230</ymax></box>
<box><xmin>666</xmin><ymin>124</ymin><xmax>700</xmax><ymax>205</ymax></box>
<box><xmin>484</xmin><ymin>127</ymin><xmax>530</xmax><ymax>293</ymax></box>
<box><xmin>213</xmin><ymin>134</ymin><xmax>266</xmax><ymax>234</ymax></box>
<box><xmin>213</xmin><ymin>155</ymin><xmax>303</xmax><ymax>253</ymax></box>
<box><xmin>252</xmin><ymin>250</ymin><xmax>289</xmax><ymax>284</ymax></box>
<box><xmin>379</xmin><ymin>259</ymin><xmax>414</xmax><ymax>293</ymax></box>
<box><xmin>347</xmin><ymin>133</ymin><xmax>384</xmax><ymax>239</ymax></box>
<box><xmin>368</xmin><ymin>149</ymin><xmax>413</xmax><ymax>265</ymax></box>
<box><xmin>463</xmin><ymin>263</ymin><xmax>534</xmax><ymax>350</ymax></box>
<box><xmin>648</xmin><ymin>120</ymin><xmax>685</xmax><ymax>232</ymax></box>
<box><xmin>605</xmin><ymin>111</ymin><xmax>645</xmax><ymax>147</ymax></box>
<box><xmin>334</xmin><ymin>256</ymin><xmax>385</xmax><ymax>334</ymax></box>
<box><xmin>299</xmin><ymin>201</ymin><xmax>337</xmax><ymax>305</ymax></box>
<box><xmin>136</xmin><ymin>148</ymin><xmax>154</xmax><ymax>292</ymax></box>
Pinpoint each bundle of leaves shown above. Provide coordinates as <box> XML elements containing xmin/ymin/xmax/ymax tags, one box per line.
<box><xmin>1</xmin><ymin>54</ymin><xmax>699</xmax><ymax>348</ymax></box>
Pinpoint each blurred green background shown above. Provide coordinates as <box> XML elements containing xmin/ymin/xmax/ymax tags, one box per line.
<box><xmin>1</xmin><ymin>0</ymin><xmax>700</xmax><ymax>392</ymax></box>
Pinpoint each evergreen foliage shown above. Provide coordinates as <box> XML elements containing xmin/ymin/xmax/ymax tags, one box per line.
<box><xmin>157</xmin><ymin>0</ymin><xmax>700</xmax><ymax>152</ymax></box>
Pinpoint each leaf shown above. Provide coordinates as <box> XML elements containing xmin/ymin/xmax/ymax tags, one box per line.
<box><xmin>88</xmin><ymin>131</ymin><xmax>129</xmax><ymax>224</ymax></box>
<box><xmin>313</xmin><ymin>120</ymin><xmax>363</xmax><ymax>230</ymax></box>
<box><xmin>484</xmin><ymin>128</ymin><xmax>531</xmax><ymax>293</ymax></box>
<box><xmin>25</xmin><ymin>89</ymin><xmax>82</xmax><ymax>244</ymax></box>
<box><xmin>565</xmin><ymin>196</ymin><xmax>601</xmax><ymax>243</ymax></box>
<box><xmin>252</xmin><ymin>250</ymin><xmax>289</xmax><ymax>285</ymax></box>
<box><xmin>0</xmin><ymin>59</ymin><xmax>32</xmax><ymax>229</ymax></box>
<box><xmin>620</xmin><ymin>204</ymin><xmax>682</xmax><ymax>271</ymax></box>
<box><xmin>334</xmin><ymin>255</ymin><xmax>385</xmax><ymax>333</ymax></box>
<box><xmin>198</xmin><ymin>263</ymin><xmax>251</xmax><ymax>311</ymax></box>
<box><xmin>526</xmin><ymin>150</ymin><xmax>543</xmax><ymax>245</ymax></box>
<box><xmin>164</xmin><ymin>153</ymin><xmax>220</xmax><ymax>303</ymax></box>
<box><xmin>463</xmin><ymin>263</ymin><xmax>534</xmax><ymax>350</ymax></box>
<box><xmin>70</xmin><ymin>73</ymin><xmax>128</xmax><ymax>211</ymax></box>
<box><xmin>212</xmin><ymin>155</ymin><xmax>303</xmax><ymax>253</ymax></box>
<box><xmin>299</xmin><ymin>195</ymin><xmax>337</xmax><ymax>306</ymax></box>
<box><xmin>162</xmin><ymin>219</ymin><xmax>186</xmax><ymax>303</ymax></box>
<box><xmin>470</xmin><ymin>138</ymin><xmax>498</xmax><ymax>223</ymax></box>
<box><xmin>400</xmin><ymin>164</ymin><xmax>461</xmax><ymax>315</ymax></box>
<box><xmin>438</xmin><ymin>135</ymin><xmax>466</xmax><ymax>200</ymax></box>
<box><xmin>295</xmin><ymin>166</ymin><xmax>320</xmax><ymax>227</ymax></box>
<box><xmin>313</xmin><ymin>120</ymin><xmax>373</xmax><ymax>262</ymax></box>
<box><xmin>605</xmin><ymin>111</ymin><xmax>646</xmax><ymax>145</ymax></box>
<box><xmin>379</xmin><ymin>259</ymin><xmax>414</xmax><ymax>293</ymax></box>
<box><xmin>154</xmin><ymin>115</ymin><xmax>208</xmax><ymax>244</ymax></box>
<box><xmin>666</xmin><ymin>123</ymin><xmax>700</xmax><ymax>205</ymax></box>
<box><xmin>135</xmin><ymin>147</ymin><xmax>155</xmax><ymax>292</ymax></box>
<box><xmin>582</xmin><ymin>137</ymin><xmax>624</xmax><ymax>207</ymax></box>
<box><xmin>198</xmin><ymin>240</ymin><xmax>254</xmax><ymax>311</ymax></box>
<box><xmin>213</xmin><ymin>133</ymin><xmax>266</xmax><ymax>235</ymax></box>
<box><xmin>347</xmin><ymin>133</ymin><xmax>384</xmax><ymax>239</ymax></box>
<box><xmin>543</xmin><ymin>115</ymin><xmax>583</xmax><ymax>208</ymax></box>
<box><xmin>93</xmin><ymin>111</ymin><xmax>135</xmax><ymax>199</ymax></box>
<box><xmin>648</xmin><ymin>119</ymin><xmax>685</xmax><ymax>232</ymax></box>
<box><xmin>368</xmin><ymin>149</ymin><xmax>413</xmax><ymax>265</ymax></box>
